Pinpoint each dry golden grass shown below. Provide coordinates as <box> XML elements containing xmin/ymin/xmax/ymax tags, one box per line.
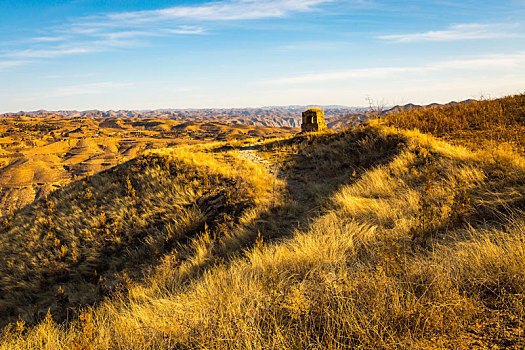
<box><xmin>2</xmin><ymin>108</ymin><xmax>525</xmax><ymax>348</ymax></box>
<box><xmin>0</xmin><ymin>143</ymin><xmax>276</xmax><ymax>329</ymax></box>
<box><xmin>386</xmin><ymin>93</ymin><xmax>525</xmax><ymax>151</ymax></box>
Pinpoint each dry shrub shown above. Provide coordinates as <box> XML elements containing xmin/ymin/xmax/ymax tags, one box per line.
<box><xmin>0</xmin><ymin>143</ymin><xmax>274</xmax><ymax>328</ymax></box>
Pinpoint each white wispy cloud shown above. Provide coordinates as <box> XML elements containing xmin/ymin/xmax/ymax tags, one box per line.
<box><xmin>2</xmin><ymin>0</ymin><xmax>332</xmax><ymax>65</ymax></box>
<box><xmin>262</xmin><ymin>52</ymin><xmax>525</xmax><ymax>85</ymax></box>
<box><xmin>31</xmin><ymin>36</ymin><xmax>68</xmax><ymax>42</ymax></box>
<box><xmin>99</xmin><ymin>30</ymin><xmax>151</xmax><ymax>40</ymax></box>
<box><xmin>4</xmin><ymin>47</ymin><xmax>99</xmax><ymax>59</ymax></box>
<box><xmin>66</xmin><ymin>0</ymin><xmax>333</xmax><ymax>36</ymax></box>
<box><xmin>164</xmin><ymin>26</ymin><xmax>206</xmax><ymax>35</ymax></box>
<box><xmin>0</xmin><ymin>60</ymin><xmax>31</xmax><ymax>71</ymax></box>
<box><xmin>106</xmin><ymin>0</ymin><xmax>334</xmax><ymax>23</ymax></box>
<box><xmin>3</xmin><ymin>31</ymin><xmax>159</xmax><ymax>59</ymax></box>
<box><xmin>378</xmin><ymin>23</ymin><xmax>522</xmax><ymax>43</ymax></box>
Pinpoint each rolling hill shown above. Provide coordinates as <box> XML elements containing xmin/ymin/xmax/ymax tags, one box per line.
<box><xmin>0</xmin><ymin>116</ymin><xmax>295</xmax><ymax>216</ymax></box>
<box><xmin>1</xmin><ymin>94</ymin><xmax>524</xmax><ymax>349</ymax></box>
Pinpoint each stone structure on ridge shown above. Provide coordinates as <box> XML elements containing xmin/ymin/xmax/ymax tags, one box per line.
<box><xmin>301</xmin><ymin>108</ymin><xmax>327</xmax><ymax>132</ymax></box>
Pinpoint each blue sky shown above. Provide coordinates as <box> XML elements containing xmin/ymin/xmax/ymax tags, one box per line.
<box><xmin>0</xmin><ymin>0</ymin><xmax>524</xmax><ymax>112</ymax></box>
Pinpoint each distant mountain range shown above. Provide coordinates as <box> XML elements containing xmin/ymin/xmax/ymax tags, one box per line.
<box><xmin>1</xmin><ymin>100</ymin><xmax>476</xmax><ymax>129</ymax></box>
<box><xmin>0</xmin><ymin>106</ymin><xmax>367</xmax><ymax>129</ymax></box>
<box><xmin>385</xmin><ymin>99</ymin><xmax>477</xmax><ymax>114</ymax></box>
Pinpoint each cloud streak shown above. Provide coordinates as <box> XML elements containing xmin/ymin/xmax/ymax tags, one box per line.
<box><xmin>262</xmin><ymin>52</ymin><xmax>525</xmax><ymax>85</ymax></box>
<box><xmin>4</xmin><ymin>47</ymin><xmax>99</xmax><ymax>59</ymax></box>
<box><xmin>106</xmin><ymin>0</ymin><xmax>333</xmax><ymax>23</ymax></box>
<box><xmin>1</xmin><ymin>0</ymin><xmax>332</xmax><ymax>65</ymax></box>
<box><xmin>0</xmin><ymin>60</ymin><xmax>31</xmax><ymax>71</ymax></box>
<box><xmin>164</xmin><ymin>26</ymin><xmax>206</xmax><ymax>35</ymax></box>
<box><xmin>31</xmin><ymin>36</ymin><xmax>68</xmax><ymax>43</ymax></box>
<box><xmin>67</xmin><ymin>0</ymin><xmax>333</xmax><ymax>37</ymax></box>
<box><xmin>378</xmin><ymin>23</ymin><xmax>523</xmax><ymax>43</ymax></box>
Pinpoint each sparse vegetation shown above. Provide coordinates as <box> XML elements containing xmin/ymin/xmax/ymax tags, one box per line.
<box><xmin>1</xmin><ymin>94</ymin><xmax>525</xmax><ymax>349</ymax></box>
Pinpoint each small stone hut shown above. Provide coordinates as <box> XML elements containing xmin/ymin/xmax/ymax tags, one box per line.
<box><xmin>301</xmin><ymin>108</ymin><xmax>327</xmax><ymax>132</ymax></box>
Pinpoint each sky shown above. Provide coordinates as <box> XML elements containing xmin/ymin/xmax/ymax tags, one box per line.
<box><xmin>0</xmin><ymin>0</ymin><xmax>524</xmax><ymax>112</ymax></box>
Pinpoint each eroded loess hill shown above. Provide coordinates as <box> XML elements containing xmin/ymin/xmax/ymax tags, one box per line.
<box><xmin>0</xmin><ymin>116</ymin><xmax>295</xmax><ymax>217</ymax></box>
<box><xmin>2</xmin><ymin>122</ymin><xmax>525</xmax><ymax>349</ymax></box>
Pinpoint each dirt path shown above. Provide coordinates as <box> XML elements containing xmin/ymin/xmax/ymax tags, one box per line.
<box><xmin>238</xmin><ymin>144</ymin><xmax>307</xmax><ymax>202</ymax></box>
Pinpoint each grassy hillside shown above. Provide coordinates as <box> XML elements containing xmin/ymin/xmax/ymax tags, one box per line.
<box><xmin>0</xmin><ymin>142</ymin><xmax>276</xmax><ymax>328</ymax></box>
<box><xmin>2</xmin><ymin>96</ymin><xmax>525</xmax><ymax>348</ymax></box>
<box><xmin>386</xmin><ymin>93</ymin><xmax>525</xmax><ymax>151</ymax></box>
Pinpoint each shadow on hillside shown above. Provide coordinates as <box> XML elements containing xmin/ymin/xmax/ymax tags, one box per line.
<box><xmin>0</xmin><ymin>126</ymin><xmax>407</xmax><ymax>330</ymax></box>
<box><xmin>0</xmin><ymin>154</ymin><xmax>257</xmax><ymax>328</ymax></box>
<box><xmin>208</xmin><ymin>126</ymin><xmax>407</xmax><ymax>249</ymax></box>
<box><xmin>263</xmin><ymin>127</ymin><xmax>405</xmax><ymax>206</ymax></box>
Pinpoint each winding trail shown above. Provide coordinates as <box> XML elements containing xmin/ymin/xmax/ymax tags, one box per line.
<box><xmin>238</xmin><ymin>144</ymin><xmax>307</xmax><ymax>203</ymax></box>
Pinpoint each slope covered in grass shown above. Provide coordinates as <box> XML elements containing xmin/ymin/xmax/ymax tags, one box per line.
<box><xmin>0</xmin><ymin>143</ymin><xmax>275</xmax><ymax>328</ymax></box>
<box><xmin>386</xmin><ymin>93</ymin><xmax>525</xmax><ymax>151</ymax></box>
<box><xmin>2</xmin><ymin>120</ymin><xmax>525</xmax><ymax>348</ymax></box>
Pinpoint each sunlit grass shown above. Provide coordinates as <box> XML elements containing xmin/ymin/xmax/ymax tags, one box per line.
<box><xmin>386</xmin><ymin>93</ymin><xmax>525</xmax><ymax>151</ymax></box>
<box><xmin>2</xmin><ymin>97</ymin><xmax>525</xmax><ymax>348</ymax></box>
